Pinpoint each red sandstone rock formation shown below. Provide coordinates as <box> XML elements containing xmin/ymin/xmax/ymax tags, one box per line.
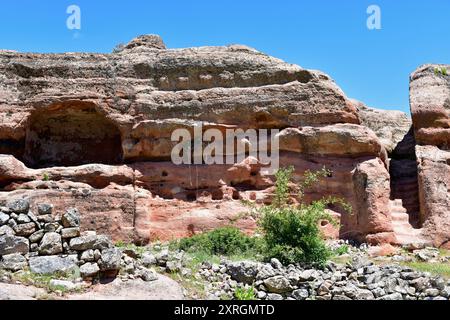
<box><xmin>410</xmin><ymin>65</ymin><xmax>450</xmax><ymax>249</ymax></box>
<box><xmin>0</xmin><ymin>35</ymin><xmax>446</xmax><ymax>247</ymax></box>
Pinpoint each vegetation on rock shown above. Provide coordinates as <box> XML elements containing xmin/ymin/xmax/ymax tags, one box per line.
<box><xmin>171</xmin><ymin>226</ymin><xmax>262</xmax><ymax>257</ymax></box>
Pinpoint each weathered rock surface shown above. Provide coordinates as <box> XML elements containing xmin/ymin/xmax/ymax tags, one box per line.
<box><xmin>0</xmin><ymin>282</ymin><xmax>46</xmax><ymax>300</ymax></box>
<box><xmin>278</xmin><ymin>124</ymin><xmax>384</xmax><ymax>158</ymax></box>
<box><xmin>352</xmin><ymin>158</ymin><xmax>395</xmax><ymax>244</ymax></box>
<box><xmin>67</xmin><ymin>276</ymin><xmax>184</xmax><ymax>300</ymax></box>
<box><xmin>0</xmin><ymin>253</ymin><xmax>27</xmax><ymax>271</ymax></box>
<box><xmin>38</xmin><ymin>232</ymin><xmax>63</xmax><ymax>255</ymax></box>
<box><xmin>416</xmin><ymin>146</ymin><xmax>450</xmax><ymax>248</ymax></box>
<box><xmin>0</xmin><ymin>35</ymin><xmax>446</xmax><ymax>247</ymax></box>
<box><xmin>353</xmin><ymin>99</ymin><xmax>412</xmax><ymax>154</ymax></box>
<box><xmin>410</xmin><ymin>64</ymin><xmax>450</xmax><ymax>147</ymax></box>
<box><xmin>28</xmin><ymin>255</ymin><xmax>78</xmax><ymax>275</ymax></box>
<box><xmin>0</xmin><ymin>235</ymin><xmax>29</xmax><ymax>255</ymax></box>
<box><xmin>409</xmin><ymin>65</ymin><xmax>450</xmax><ymax>248</ymax></box>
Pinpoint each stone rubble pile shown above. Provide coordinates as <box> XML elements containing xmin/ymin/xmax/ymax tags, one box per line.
<box><xmin>198</xmin><ymin>256</ymin><xmax>450</xmax><ymax>300</ymax></box>
<box><xmin>0</xmin><ymin>198</ymin><xmax>157</xmax><ymax>282</ymax></box>
<box><xmin>114</xmin><ymin>244</ymin><xmax>450</xmax><ymax>301</ymax></box>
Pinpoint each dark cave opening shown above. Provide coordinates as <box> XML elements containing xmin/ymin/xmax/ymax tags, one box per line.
<box><xmin>23</xmin><ymin>102</ymin><xmax>123</xmax><ymax>169</ymax></box>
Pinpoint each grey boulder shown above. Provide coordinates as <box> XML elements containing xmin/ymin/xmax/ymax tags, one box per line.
<box><xmin>61</xmin><ymin>208</ymin><xmax>80</xmax><ymax>228</ymax></box>
<box><xmin>7</xmin><ymin>199</ymin><xmax>30</xmax><ymax>214</ymax></box>
<box><xmin>29</xmin><ymin>255</ymin><xmax>78</xmax><ymax>275</ymax></box>
<box><xmin>99</xmin><ymin>248</ymin><xmax>122</xmax><ymax>271</ymax></box>
<box><xmin>39</xmin><ymin>232</ymin><xmax>63</xmax><ymax>255</ymax></box>
<box><xmin>0</xmin><ymin>253</ymin><xmax>27</xmax><ymax>271</ymax></box>
<box><xmin>0</xmin><ymin>235</ymin><xmax>29</xmax><ymax>255</ymax></box>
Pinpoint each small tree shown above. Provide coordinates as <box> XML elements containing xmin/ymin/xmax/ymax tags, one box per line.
<box><xmin>258</xmin><ymin>166</ymin><xmax>351</xmax><ymax>267</ymax></box>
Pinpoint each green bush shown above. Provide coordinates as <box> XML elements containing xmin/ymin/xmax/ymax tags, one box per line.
<box><xmin>173</xmin><ymin>226</ymin><xmax>261</xmax><ymax>256</ymax></box>
<box><xmin>258</xmin><ymin>167</ymin><xmax>350</xmax><ymax>267</ymax></box>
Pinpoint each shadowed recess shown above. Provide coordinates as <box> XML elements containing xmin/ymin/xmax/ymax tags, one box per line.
<box><xmin>23</xmin><ymin>101</ymin><xmax>123</xmax><ymax>168</ymax></box>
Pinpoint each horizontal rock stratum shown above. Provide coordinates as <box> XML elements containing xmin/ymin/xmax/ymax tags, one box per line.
<box><xmin>0</xmin><ymin>35</ymin><xmax>448</xmax><ymax>248</ymax></box>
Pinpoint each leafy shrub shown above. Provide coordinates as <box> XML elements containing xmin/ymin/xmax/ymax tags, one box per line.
<box><xmin>258</xmin><ymin>166</ymin><xmax>350</xmax><ymax>267</ymax></box>
<box><xmin>173</xmin><ymin>227</ymin><xmax>261</xmax><ymax>256</ymax></box>
<box><xmin>234</xmin><ymin>287</ymin><xmax>256</xmax><ymax>300</ymax></box>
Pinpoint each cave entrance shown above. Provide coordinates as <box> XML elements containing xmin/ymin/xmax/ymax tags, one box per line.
<box><xmin>24</xmin><ymin>102</ymin><xmax>123</xmax><ymax>168</ymax></box>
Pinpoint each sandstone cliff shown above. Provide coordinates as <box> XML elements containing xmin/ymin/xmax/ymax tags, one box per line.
<box><xmin>0</xmin><ymin>35</ymin><xmax>446</xmax><ymax>248</ymax></box>
<box><xmin>410</xmin><ymin>64</ymin><xmax>450</xmax><ymax>248</ymax></box>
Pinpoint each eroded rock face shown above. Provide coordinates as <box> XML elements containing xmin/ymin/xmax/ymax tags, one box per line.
<box><xmin>409</xmin><ymin>65</ymin><xmax>450</xmax><ymax>248</ymax></box>
<box><xmin>352</xmin><ymin>158</ymin><xmax>394</xmax><ymax>244</ymax></box>
<box><xmin>0</xmin><ymin>35</ymin><xmax>443</xmax><ymax>247</ymax></box>
<box><xmin>416</xmin><ymin>146</ymin><xmax>450</xmax><ymax>248</ymax></box>
<box><xmin>410</xmin><ymin>65</ymin><xmax>450</xmax><ymax>148</ymax></box>
<box><xmin>353</xmin><ymin>99</ymin><xmax>412</xmax><ymax>154</ymax></box>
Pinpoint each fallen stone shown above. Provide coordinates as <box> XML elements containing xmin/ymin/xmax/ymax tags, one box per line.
<box><xmin>270</xmin><ymin>258</ymin><xmax>283</xmax><ymax>269</ymax></box>
<box><xmin>355</xmin><ymin>289</ymin><xmax>375</xmax><ymax>300</ymax></box>
<box><xmin>38</xmin><ymin>232</ymin><xmax>63</xmax><ymax>255</ymax></box>
<box><xmin>166</xmin><ymin>261</ymin><xmax>181</xmax><ymax>273</ymax></box>
<box><xmin>0</xmin><ymin>212</ymin><xmax>9</xmax><ymax>225</ymax></box>
<box><xmin>80</xmin><ymin>262</ymin><xmax>100</xmax><ymax>278</ymax></box>
<box><xmin>61</xmin><ymin>208</ymin><xmax>80</xmax><ymax>228</ymax></box>
<box><xmin>29</xmin><ymin>230</ymin><xmax>45</xmax><ymax>243</ymax></box>
<box><xmin>291</xmin><ymin>289</ymin><xmax>309</xmax><ymax>300</ymax></box>
<box><xmin>49</xmin><ymin>279</ymin><xmax>82</xmax><ymax>291</ymax></box>
<box><xmin>92</xmin><ymin>235</ymin><xmax>113</xmax><ymax>250</ymax></box>
<box><xmin>16</xmin><ymin>214</ymin><xmax>31</xmax><ymax>224</ymax></box>
<box><xmin>0</xmin><ymin>235</ymin><xmax>29</xmax><ymax>255</ymax></box>
<box><xmin>414</xmin><ymin>248</ymin><xmax>439</xmax><ymax>262</ymax></box>
<box><xmin>99</xmin><ymin>248</ymin><xmax>122</xmax><ymax>271</ymax></box>
<box><xmin>13</xmin><ymin>222</ymin><xmax>36</xmax><ymax>237</ymax></box>
<box><xmin>155</xmin><ymin>249</ymin><xmax>169</xmax><ymax>266</ymax></box>
<box><xmin>0</xmin><ymin>225</ymin><xmax>14</xmax><ymax>236</ymax></box>
<box><xmin>7</xmin><ymin>199</ymin><xmax>30</xmax><ymax>214</ymax></box>
<box><xmin>266</xmin><ymin>293</ymin><xmax>284</xmax><ymax>300</ymax></box>
<box><xmin>29</xmin><ymin>255</ymin><xmax>78</xmax><ymax>275</ymax></box>
<box><xmin>61</xmin><ymin>227</ymin><xmax>80</xmax><ymax>239</ymax></box>
<box><xmin>137</xmin><ymin>267</ymin><xmax>158</xmax><ymax>282</ymax></box>
<box><xmin>263</xmin><ymin>276</ymin><xmax>293</xmax><ymax>294</ymax></box>
<box><xmin>380</xmin><ymin>292</ymin><xmax>403</xmax><ymax>300</ymax></box>
<box><xmin>0</xmin><ymin>253</ymin><xmax>27</xmax><ymax>271</ymax></box>
<box><xmin>69</xmin><ymin>232</ymin><xmax>98</xmax><ymax>251</ymax></box>
<box><xmin>333</xmin><ymin>295</ymin><xmax>352</xmax><ymax>300</ymax></box>
<box><xmin>37</xmin><ymin>203</ymin><xmax>53</xmax><ymax>215</ymax></box>
<box><xmin>141</xmin><ymin>252</ymin><xmax>157</xmax><ymax>267</ymax></box>
<box><xmin>299</xmin><ymin>269</ymin><xmax>318</xmax><ymax>281</ymax></box>
<box><xmin>37</xmin><ymin>215</ymin><xmax>53</xmax><ymax>223</ymax></box>
<box><xmin>44</xmin><ymin>222</ymin><xmax>60</xmax><ymax>233</ymax></box>
<box><xmin>80</xmin><ymin>249</ymin><xmax>95</xmax><ymax>262</ymax></box>
<box><xmin>227</xmin><ymin>261</ymin><xmax>259</xmax><ymax>284</ymax></box>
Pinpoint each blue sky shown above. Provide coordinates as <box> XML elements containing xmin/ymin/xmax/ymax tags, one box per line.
<box><xmin>1</xmin><ymin>1</ymin><xmax>449</xmax><ymax>115</ymax></box>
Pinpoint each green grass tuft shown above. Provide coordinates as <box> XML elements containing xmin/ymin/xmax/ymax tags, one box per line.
<box><xmin>403</xmin><ymin>261</ymin><xmax>450</xmax><ymax>279</ymax></box>
<box><xmin>234</xmin><ymin>287</ymin><xmax>256</xmax><ymax>300</ymax></box>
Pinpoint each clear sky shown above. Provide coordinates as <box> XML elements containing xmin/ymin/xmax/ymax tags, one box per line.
<box><xmin>1</xmin><ymin>1</ymin><xmax>449</xmax><ymax>115</ymax></box>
